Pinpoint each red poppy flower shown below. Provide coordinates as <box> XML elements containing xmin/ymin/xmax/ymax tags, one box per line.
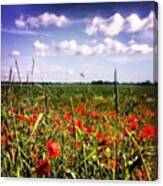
<box><xmin>129</xmin><ymin>120</ymin><xmax>138</xmax><ymax>130</ymax></box>
<box><xmin>17</xmin><ymin>113</ymin><xmax>24</xmax><ymax>121</ymax></box>
<box><xmin>67</xmin><ymin>125</ymin><xmax>74</xmax><ymax>134</ymax></box>
<box><xmin>108</xmin><ymin>160</ymin><xmax>116</xmax><ymax>170</ymax></box>
<box><xmin>31</xmin><ymin>113</ymin><xmax>38</xmax><ymax>124</ymax></box>
<box><xmin>1</xmin><ymin>134</ymin><xmax>7</xmax><ymax>145</ymax></box>
<box><xmin>90</xmin><ymin>111</ymin><xmax>99</xmax><ymax>119</ymax></box>
<box><xmin>64</xmin><ymin>112</ymin><xmax>73</xmax><ymax>121</ymax></box>
<box><xmin>46</xmin><ymin>140</ymin><xmax>61</xmax><ymax>159</ymax></box>
<box><xmin>75</xmin><ymin>119</ymin><xmax>84</xmax><ymax>129</ymax></box>
<box><xmin>129</xmin><ymin>114</ymin><xmax>136</xmax><ymax>121</ymax></box>
<box><xmin>75</xmin><ymin>103</ymin><xmax>86</xmax><ymax>115</ymax></box>
<box><xmin>108</xmin><ymin>111</ymin><xmax>117</xmax><ymax>120</ymax></box>
<box><xmin>139</xmin><ymin>124</ymin><xmax>156</xmax><ymax>139</ymax></box>
<box><xmin>96</xmin><ymin>132</ymin><xmax>105</xmax><ymax>143</ymax></box>
<box><xmin>86</xmin><ymin>126</ymin><xmax>94</xmax><ymax>134</ymax></box>
<box><xmin>135</xmin><ymin>168</ymin><xmax>143</xmax><ymax>179</ymax></box>
<box><xmin>35</xmin><ymin>159</ymin><xmax>51</xmax><ymax>176</ymax></box>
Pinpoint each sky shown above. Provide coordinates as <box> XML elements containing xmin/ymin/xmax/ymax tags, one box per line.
<box><xmin>1</xmin><ymin>2</ymin><xmax>158</xmax><ymax>83</ymax></box>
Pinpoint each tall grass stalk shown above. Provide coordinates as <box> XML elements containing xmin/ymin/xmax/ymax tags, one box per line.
<box><xmin>31</xmin><ymin>58</ymin><xmax>35</xmax><ymax>105</ymax></box>
<box><xmin>113</xmin><ymin>69</ymin><xmax>119</xmax><ymax>179</ymax></box>
<box><xmin>15</xmin><ymin>60</ymin><xmax>21</xmax><ymax>82</ymax></box>
<box><xmin>70</xmin><ymin>97</ymin><xmax>79</xmax><ymax>176</ymax></box>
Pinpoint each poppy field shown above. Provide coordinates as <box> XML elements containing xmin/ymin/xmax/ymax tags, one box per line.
<box><xmin>1</xmin><ymin>83</ymin><xmax>158</xmax><ymax>180</ymax></box>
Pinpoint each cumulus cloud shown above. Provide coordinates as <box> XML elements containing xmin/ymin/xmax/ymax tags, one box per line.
<box><xmin>57</xmin><ymin>38</ymin><xmax>152</xmax><ymax>56</ymax></box>
<box><xmin>85</xmin><ymin>11</ymin><xmax>155</xmax><ymax>36</ymax></box>
<box><xmin>33</xmin><ymin>40</ymin><xmax>49</xmax><ymax>57</ymax></box>
<box><xmin>103</xmin><ymin>37</ymin><xmax>128</xmax><ymax>53</ymax></box>
<box><xmin>9</xmin><ymin>50</ymin><xmax>20</xmax><ymax>58</ymax></box>
<box><xmin>15</xmin><ymin>12</ymin><xmax>70</xmax><ymax>29</ymax></box>
<box><xmin>86</xmin><ymin>13</ymin><xmax>124</xmax><ymax>36</ymax></box>
<box><xmin>15</xmin><ymin>15</ymin><xmax>26</xmax><ymax>29</ymax></box>
<box><xmin>57</xmin><ymin>40</ymin><xmax>106</xmax><ymax>56</ymax></box>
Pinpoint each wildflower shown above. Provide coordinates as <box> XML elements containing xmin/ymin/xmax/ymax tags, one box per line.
<box><xmin>17</xmin><ymin>113</ymin><xmax>24</xmax><ymax>121</ymax></box>
<box><xmin>135</xmin><ymin>168</ymin><xmax>143</xmax><ymax>179</ymax></box>
<box><xmin>64</xmin><ymin>112</ymin><xmax>73</xmax><ymax>121</ymax></box>
<box><xmin>108</xmin><ymin>111</ymin><xmax>117</xmax><ymax>120</ymax></box>
<box><xmin>96</xmin><ymin>131</ymin><xmax>105</xmax><ymax>143</ymax></box>
<box><xmin>1</xmin><ymin>134</ymin><xmax>7</xmax><ymax>145</ymax></box>
<box><xmin>139</xmin><ymin>124</ymin><xmax>156</xmax><ymax>139</ymax></box>
<box><xmin>128</xmin><ymin>114</ymin><xmax>136</xmax><ymax>122</ymax></box>
<box><xmin>67</xmin><ymin>125</ymin><xmax>74</xmax><ymax>134</ymax></box>
<box><xmin>86</xmin><ymin>126</ymin><xmax>94</xmax><ymax>134</ymax></box>
<box><xmin>90</xmin><ymin>111</ymin><xmax>99</xmax><ymax>119</ymax></box>
<box><xmin>128</xmin><ymin>113</ymin><xmax>138</xmax><ymax>130</ymax></box>
<box><xmin>129</xmin><ymin>120</ymin><xmax>138</xmax><ymax>130</ymax></box>
<box><xmin>35</xmin><ymin>159</ymin><xmax>51</xmax><ymax>176</ymax></box>
<box><xmin>46</xmin><ymin>140</ymin><xmax>61</xmax><ymax>159</ymax></box>
<box><xmin>31</xmin><ymin>113</ymin><xmax>38</xmax><ymax>124</ymax></box>
<box><xmin>75</xmin><ymin>119</ymin><xmax>84</xmax><ymax>129</ymax></box>
<box><xmin>74</xmin><ymin>103</ymin><xmax>86</xmax><ymax>115</ymax></box>
<box><xmin>108</xmin><ymin>160</ymin><xmax>116</xmax><ymax>170</ymax></box>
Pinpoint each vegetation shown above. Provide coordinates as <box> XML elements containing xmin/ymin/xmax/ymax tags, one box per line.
<box><xmin>1</xmin><ymin>82</ymin><xmax>157</xmax><ymax>180</ymax></box>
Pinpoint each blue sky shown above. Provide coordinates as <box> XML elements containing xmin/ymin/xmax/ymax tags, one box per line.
<box><xmin>1</xmin><ymin>2</ymin><xmax>157</xmax><ymax>83</ymax></box>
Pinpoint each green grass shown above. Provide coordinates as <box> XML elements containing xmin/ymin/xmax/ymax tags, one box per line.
<box><xmin>1</xmin><ymin>83</ymin><xmax>157</xmax><ymax>179</ymax></box>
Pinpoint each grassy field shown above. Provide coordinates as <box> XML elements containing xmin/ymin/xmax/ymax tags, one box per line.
<box><xmin>1</xmin><ymin>83</ymin><xmax>158</xmax><ymax>180</ymax></box>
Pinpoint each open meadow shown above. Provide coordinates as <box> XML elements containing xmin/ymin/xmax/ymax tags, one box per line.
<box><xmin>1</xmin><ymin>83</ymin><xmax>157</xmax><ymax>180</ymax></box>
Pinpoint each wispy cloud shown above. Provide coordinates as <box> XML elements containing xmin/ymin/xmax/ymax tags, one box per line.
<box><xmin>2</xmin><ymin>28</ymin><xmax>37</xmax><ymax>36</ymax></box>
<box><xmin>2</xmin><ymin>28</ymin><xmax>53</xmax><ymax>38</ymax></box>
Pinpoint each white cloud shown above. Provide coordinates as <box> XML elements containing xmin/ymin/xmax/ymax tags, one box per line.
<box><xmin>58</xmin><ymin>40</ymin><xmax>79</xmax><ymax>55</ymax></box>
<box><xmin>33</xmin><ymin>40</ymin><xmax>49</xmax><ymax>57</ymax></box>
<box><xmin>2</xmin><ymin>28</ymin><xmax>37</xmax><ymax>36</ymax></box>
<box><xmin>57</xmin><ymin>38</ymin><xmax>152</xmax><ymax>56</ymax></box>
<box><xmin>15</xmin><ymin>15</ymin><xmax>26</xmax><ymax>29</ymax></box>
<box><xmin>125</xmin><ymin>14</ymin><xmax>144</xmax><ymax>32</ymax></box>
<box><xmin>128</xmin><ymin>43</ymin><xmax>153</xmax><ymax>54</ymax></box>
<box><xmin>125</xmin><ymin>11</ymin><xmax>155</xmax><ymax>33</ymax></box>
<box><xmin>58</xmin><ymin>40</ymin><xmax>106</xmax><ymax>56</ymax></box>
<box><xmin>142</xmin><ymin>11</ymin><xmax>155</xmax><ymax>30</ymax></box>
<box><xmin>85</xmin><ymin>11</ymin><xmax>155</xmax><ymax>36</ymax></box>
<box><xmin>66</xmin><ymin>70</ymin><xmax>74</xmax><ymax>75</ymax></box>
<box><xmin>85</xmin><ymin>16</ymin><xmax>102</xmax><ymax>36</ymax></box>
<box><xmin>103</xmin><ymin>37</ymin><xmax>128</xmax><ymax>53</ymax></box>
<box><xmin>15</xmin><ymin>12</ymin><xmax>70</xmax><ymax>29</ymax></box>
<box><xmin>85</xmin><ymin>14</ymin><xmax>125</xmax><ymax>36</ymax></box>
<box><xmin>9</xmin><ymin>50</ymin><xmax>20</xmax><ymax>57</ymax></box>
<box><xmin>100</xmin><ymin>13</ymin><xmax>125</xmax><ymax>36</ymax></box>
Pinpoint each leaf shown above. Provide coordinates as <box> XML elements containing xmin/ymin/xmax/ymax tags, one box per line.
<box><xmin>80</xmin><ymin>148</ymin><xmax>97</xmax><ymax>165</ymax></box>
<box><xmin>31</xmin><ymin>113</ymin><xmax>44</xmax><ymax>135</ymax></box>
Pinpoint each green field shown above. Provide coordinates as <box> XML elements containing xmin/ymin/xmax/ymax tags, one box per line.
<box><xmin>1</xmin><ymin>83</ymin><xmax>158</xmax><ymax>180</ymax></box>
